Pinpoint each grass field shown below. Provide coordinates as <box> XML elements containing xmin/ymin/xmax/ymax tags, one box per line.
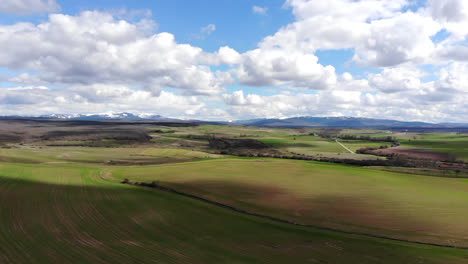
<box><xmin>1</xmin><ymin>162</ymin><xmax>468</xmax><ymax>263</ymax></box>
<box><xmin>111</xmin><ymin>158</ymin><xmax>468</xmax><ymax>247</ymax></box>
<box><xmin>288</xmin><ymin>128</ymin><xmax>468</xmax><ymax>161</ymax></box>
<box><xmin>398</xmin><ymin>133</ymin><xmax>468</xmax><ymax>161</ymax></box>
<box><xmin>368</xmin><ymin>166</ymin><xmax>468</xmax><ymax>178</ymax></box>
<box><xmin>253</xmin><ymin>135</ymin><xmax>390</xmax><ymax>159</ymax></box>
<box><xmin>1</xmin><ymin>122</ymin><xmax>468</xmax><ymax>263</ymax></box>
<box><xmin>153</xmin><ymin>125</ymin><xmax>391</xmax><ymax>159</ymax></box>
<box><xmin>152</xmin><ymin>125</ymin><xmax>468</xmax><ymax>162</ymax></box>
<box><xmin>0</xmin><ymin>146</ymin><xmax>222</xmax><ymax>165</ymax></box>
<box><xmin>339</xmin><ymin>130</ymin><xmax>468</xmax><ymax>161</ymax></box>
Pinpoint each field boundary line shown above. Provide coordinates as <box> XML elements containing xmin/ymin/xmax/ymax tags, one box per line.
<box><xmin>334</xmin><ymin>139</ymin><xmax>355</xmax><ymax>154</ymax></box>
<box><xmin>119</xmin><ymin>180</ymin><xmax>468</xmax><ymax>250</ymax></box>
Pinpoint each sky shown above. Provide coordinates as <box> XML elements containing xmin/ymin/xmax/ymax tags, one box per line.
<box><xmin>0</xmin><ymin>0</ymin><xmax>467</xmax><ymax>122</ymax></box>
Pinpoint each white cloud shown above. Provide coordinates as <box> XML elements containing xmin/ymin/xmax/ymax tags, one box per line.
<box><xmin>223</xmin><ymin>90</ymin><xmax>364</xmax><ymax>119</ymax></box>
<box><xmin>0</xmin><ymin>85</ymin><xmax>207</xmax><ymax>118</ymax></box>
<box><xmin>216</xmin><ymin>46</ymin><xmax>242</xmax><ymax>65</ymax></box>
<box><xmin>0</xmin><ymin>86</ymin><xmax>55</xmax><ymax>105</ymax></box>
<box><xmin>0</xmin><ymin>0</ymin><xmax>60</xmax><ymax>14</ymax></box>
<box><xmin>193</xmin><ymin>24</ymin><xmax>216</xmax><ymax>40</ymax></box>
<box><xmin>435</xmin><ymin>62</ymin><xmax>468</xmax><ymax>93</ymax></box>
<box><xmin>236</xmin><ymin>48</ymin><xmax>337</xmax><ymax>89</ymax></box>
<box><xmin>252</xmin><ymin>6</ymin><xmax>268</xmax><ymax>15</ymax></box>
<box><xmin>435</xmin><ymin>45</ymin><xmax>468</xmax><ymax>62</ymax></box>
<box><xmin>261</xmin><ymin>0</ymin><xmax>408</xmax><ymax>52</ymax></box>
<box><xmin>428</xmin><ymin>0</ymin><xmax>467</xmax><ymax>23</ymax></box>
<box><xmin>0</xmin><ymin>11</ymin><xmax>228</xmax><ymax>95</ymax></box>
<box><xmin>428</xmin><ymin>0</ymin><xmax>468</xmax><ymax>38</ymax></box>
<box><xmin>219</xmin><ymin>0</ymin><xmax>467</xmax><ymax>122</ymax></box>
<box><xmin>222</xmin><ymin>84</ymin><xmax>468</xmax><ymax>123</ymax></box>
<box><xmin>369</xmin><ymin>66</ymin><xmax>424</xmax><ymax>93</ymax></box>
<box><xmin>231</xmin><ymin>0</ymin><xmax>442</xmax><ymax>92</ymax></box>
<box><xmin>223</xmin><ymin>90</ymin><xmax>265</xmax><ymax>106</ymax></box>
<box><xmin>258</xmin><ymin>0</ymin><xmax>445</xmax><ymax>67</ymax></box>
<box><xmin>1</xmin><ymin>1</ymin><xmax>468</xmax><ymax>123</ymax></box>
<box><xmin>354</xmin><ymin>12</ymin><xmax>441</xmax><ymax>67</ymax></box>
<box><xmin>201</xmin><ymin>24</ymin><xmax>216</xmax><ymax>34</ymax></box>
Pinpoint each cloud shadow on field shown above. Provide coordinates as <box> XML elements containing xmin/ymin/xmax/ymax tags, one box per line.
<box><xmin>163</xmin><ymin>179</ymin><xmax>468</xmax><ymax>248</ymax></box>
<box><xmin>0</xmin><ymin>172</ymin><xmax>466</xmax><ymax>264</ymax></box>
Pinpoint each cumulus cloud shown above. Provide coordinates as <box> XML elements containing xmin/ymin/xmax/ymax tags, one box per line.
<box><xmin>354</xmin><ymin>13</ymin><xmax>441</xmax><ymax>67</ymax></box>
<box><xmin>220</xmin><ymin>57</ymin><xmax>468</xmax><ymax>122</ymax></box>
<box><xmin>261</xmin><ymin>0</ymin><xmax>408</xmax><ymax>52</ymax></box>
<box><xmin>236</xmin><ymin>49</ymin><xmax>337</xmax><ymax>89</ymax></box>
<box><xmin>223</xmin><ymin>90</ymin><xmax>365</xmax><ymax>119</ymax></box>
<box><xmin>0</xmin><ymin>0</ymin><xmax>60</xmax><ymax>15</ymax></box>
<box><xmin>222</xmin><ymin>84</ymin><xmax>468</xmax><ymax>122</ymax></box>
<box><xmin>0</xmin><ymin>11</ymin><xmax>229</xmax><ymax>95</ymax></box>
<box><xmin>1</xmin><ymin>1</ymin><xmax>468</xmax><ymax>123</ymax></box>
<box><xmin>223</xmin><ymin>90</ymin><xmax>265</xmax><ymax>106</ymax></box>
<box><xmin>427</xmin><ymin>0</ymin><xmax>468</xmax><ymax>42</ymax></box>
<box><xmin>230</xmin><ymin>0</ymin><xmax>442</xmax><ymax>91</ymax></box>
<box><xmin>0</xmin><ymin>86</ymin><xmax>51</xmax><ymax>105</ymax></box>
<box><xmin>435</xmin><ymin>62</ymin><xmax>468</xmax><ymax>93</ymax></box>
<box><xmin>429</xmin><ymin>0</ymin><xmax>467</xmax><ymax>22</ymax></box>
<box><xmin>368</xmin><ymin>66</ymin><xmax>425</xmax><ymax>93</ymax></box>
<box><xmin>0</xmin><ymin>85</ymin><xmax>207</xmax><ymax>117</ymax></box>
<box><xmin>216</xmin><ymin>0</ymin><xmax>468</xmax><ymax>122</ymax></box>
<box><xmin>257</xmin><ymin>0</ymin><xmax>468</xmax><ymax>68</ymax></box>
<box><xmin>436</xmin><ymin>45</ymin><xmax>468</xmax><ymax>62</ymax></box>
<box><xmin>216</xmin><ymin>46</ymin><xmax>242</xmax><ymax>65</ymax></box>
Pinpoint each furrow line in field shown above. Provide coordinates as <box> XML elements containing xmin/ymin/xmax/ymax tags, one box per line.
<box><xmin>335</xmin><ymin>139</ymin><xmax>355</xmax><ymax>154</ymax></box>
<box><xmin>123</xmin><ymin>180</ymin><xmax>468</xmax><ymax>250</ymax></box>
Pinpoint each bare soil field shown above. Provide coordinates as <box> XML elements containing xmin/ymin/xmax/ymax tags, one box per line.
<box><xmin>370</xmin><ymin>146</ymin><xmax>454</xmax><ymax>161</ymax></box>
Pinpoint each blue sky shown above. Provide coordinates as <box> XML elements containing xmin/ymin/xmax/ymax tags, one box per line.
<box><xmin>0</xmin><ymin>0</ymin><xmax>293</xmax><ymax>52</ymax></box>
<box><xmin>0</xmin><ymin>0</ymin><xmax>467</xmax><ymax>122</ymax></box>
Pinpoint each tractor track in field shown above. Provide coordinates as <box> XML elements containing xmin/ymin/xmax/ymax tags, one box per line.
<box><xmin>334</xmin><ymin>139</ymin><xmax>355</xmax><ymax>154</ymax></box>
<box><xmin>119</xmin><ymin>179</ymin><xmax>468</xmax><ymax>250</ymax></box>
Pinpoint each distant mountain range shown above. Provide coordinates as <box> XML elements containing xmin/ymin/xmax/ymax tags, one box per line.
<box><xmin>38</xmin><ymin>112</ymin><xmax>172</xmax><ymax>121</ymax></box>
<box><xmin>1</xmin><ymin>113</ymin><xmax>467</xmax><ymax>128</ymax></box>
<box><xmin>235</xmin><ymin>116</ymin><xmax>468</xmax><ymax>128</ymax></box>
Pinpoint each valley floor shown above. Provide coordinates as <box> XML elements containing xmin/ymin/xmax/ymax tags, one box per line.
<box><xmin>1</xmin><ymin>121</ymin><xmax>467</xmax><ymax>263</ymax></box>
<box><xmin>0</xmin><ymin>159</ymin><xmax>468</xmax><ymax>263</ymax></box>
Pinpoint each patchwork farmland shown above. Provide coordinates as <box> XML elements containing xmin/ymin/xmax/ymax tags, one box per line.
<box><xmin>0</xmin><ymin>119</ymin><xmax>467</xmax><ymax>263</ymax></box>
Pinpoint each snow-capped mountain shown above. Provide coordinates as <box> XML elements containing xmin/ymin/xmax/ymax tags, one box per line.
<box><xmin>39</xmin><ymin>112</ymin><xmax>170</xmax><ymax>121</ymax></box>
<box><xmin>235</xmin><ymin>116</ymin><xmax>468</xmax><ymax>128</ymax></box>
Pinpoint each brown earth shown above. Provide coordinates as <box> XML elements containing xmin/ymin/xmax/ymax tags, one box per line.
<box><xmin>163</xmin><ymin>180</ymin><xmax>466</xmax><ymax>247</ymax></box>
<box><xmin>370</xmin><ymin>146</ymin><xmax>453</xmax><ymax>161</ymax></box>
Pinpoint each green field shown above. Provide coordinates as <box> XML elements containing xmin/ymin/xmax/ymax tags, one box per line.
<box><xmin>338</xmin><ymin>130</ymin><xmax>468</xmax><ymax>161</ymax></box>
<box><xmin>152</xmin><ymin>125</ymin><xmax>391</xmax><ymax>159</ymax></box>
<box><xmin>247</xmin><ymin>134</ymin><xmax>389</xmax><ymax>159</ymax></box>
<box><xmin>398</xmin><ymin>133</ymin><xmax>468</xmax><ymax>161</ymax></box>
<box><xmin>0</xmin><ymin>146</ymin><xmax>223</xmax><ymax>165</ymax></box>
<box><xmin>146</xmin><ymin>125</ymin><xmax>468</xmax><ymax>162</ymax></box>
<box><xmin>1</xmin><ymin>122</ymin><xmax>468</xmax><ymax>263</ymax></box>
<box><xmin>1</xmin><ymin>162</ymin><xmax>468</xmax><ymax>263</ymax></box>
<box><xmin>111</xmin><ymin>158</ymin><xmax>468</xmax><ymax>247</ymax></box>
